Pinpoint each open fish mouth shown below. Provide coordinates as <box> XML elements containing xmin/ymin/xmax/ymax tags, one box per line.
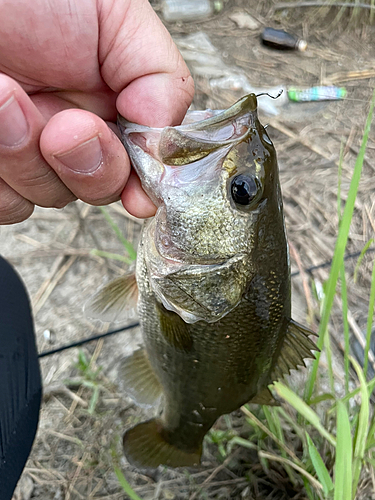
<box><xmin>117</xmin><ymin>94</ymin><xmax>259</xmax><ymax>207</ymax></box>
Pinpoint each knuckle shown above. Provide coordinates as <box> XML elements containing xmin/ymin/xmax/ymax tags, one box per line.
<box><xmin>52</xmin><ymin>194</ymin><xmax>77</xmax><ymax>209</ymax></box>
<box><xmin>10</xmin><ymin>158</ymin><xmax>55</xmax><ymax>188</ymax></box>
<box><xmin>0</xmin><ymin>195</ymin><xmax>34</xmax><ymax>224</ymax></box>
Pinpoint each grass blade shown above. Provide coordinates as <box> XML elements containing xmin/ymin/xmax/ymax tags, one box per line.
<box><xmin>336</xmin><ymin>139</ymin><xmax>344</xmax><ymax>222</ymax></box>
<box><xmin>99</xmin><ymin>206</ymin><xmax>137</xmax><ymax>260</ymax></box>
<box><xmin>305</xmin><ymin>89</ymin><xmax>375</xmax><ymax>403</ymax></box>
<box><xmin>263</xmin><ymin>406</ymin><xmax>298</xmax><ymax>484</ymax></box>
<box><xmin>90</xmin><ymin>249</ymin><xmax>133</xmax><ymax>264</ymax></box>
<box><xmin>332</xmin><ymin>377</ymin><xmax>375</xmax><ymax>409</ymax></box>
<box><xmin>228</xmin><ymin>436</ymin><xmax>257</xmax><ymax>451</ymax></box>
<box><xmin>241</xmin><ymin>405</ymin><xmax>301</xmax><ymax>463</ymax></box>
<box><xmin>340</xmin><ymin>263</ymin><xmax>350</xmax><ymax>395</ymax></box>
<box><xmin>258</xmin><ymin>451</ymin><xmax>323</xmax><ymax>493</ymax></box>
<box><xmin>306</xmin><ymin>432</ymin><xmax>334</xmax><ymax>496</ymax></box>
<box><xmin>334</xmin><ymin>401</ymin><xmax>352</xmax><ymax>500</ymax></box>
<box><xmin>353</xmin><ymin>238</ymin><xmax>374</xmax><ymax>283</ymax></box>
<box><xmin>337</xmin><ymin>140</ymin><xmax>350</xmax><ymax>395</ymax></box>
<box><xmin>350</xmin><ymin>356</ymin><xmax>370</xmax><ymax>496</ymax></box>
<box><xmin>323</xmin><ymin>322</ymin><xmax>335</xmax><ymax>394</ymax></box>
<box><xmin>114</xmin><ymin>465</ymin><xmax>144</xmax><ymax>500</ymax></box>
<box><xmin>363</xmin><ymin>254</ymin><xmax>375</xmax><ymax>378</ymax></box>
<box><xmin>273</xmin><ymin>382</ymin><xmax>336</xmax><ymax>447</ymax></box>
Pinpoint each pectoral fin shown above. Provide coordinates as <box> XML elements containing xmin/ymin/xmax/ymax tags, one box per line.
<box><xmin>271</xmin><ymin>319</ymin><xmax>317</xmax><ymax>381</ymax></box>
<box><xmin>157</xmin><ymin>303</ymin><xmax>193</xmax><ymax>351</ymax></box>
<box><xmin>84</xmin><ymin>271</ymin><xmax>138</xmax><ymax>323</ymax></box>
<box><xmin>119</xmin><ymin>348</ymin><xmax>162</xmax><ymax>408</ymax></box>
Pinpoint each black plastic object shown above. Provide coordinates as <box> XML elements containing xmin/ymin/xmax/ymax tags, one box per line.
<box><xmin>261</xmin><ymin>27</ymin><xmax>307</xmax><ymax>51</ymax></box>
<box><xmin>0</xmin><ymin>256</ymin><xmax>42</xmax><ymax>500</ymax></box>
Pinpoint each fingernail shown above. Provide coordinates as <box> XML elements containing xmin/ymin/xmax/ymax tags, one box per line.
<box><xmin>0</xmin><ymin>95</ymin><xmax>28</xmax><ymax>146</ymax></box>
<box><xmin>55</xmin><ymin>136</ymin><xmax>103</xmax><ymax>173</ymax></box>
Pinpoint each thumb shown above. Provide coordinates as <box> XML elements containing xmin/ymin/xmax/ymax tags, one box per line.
<box><xmin>98</xmin><ymin>0</ymin><xmax>194</xmax><ymax>127</ymax></box>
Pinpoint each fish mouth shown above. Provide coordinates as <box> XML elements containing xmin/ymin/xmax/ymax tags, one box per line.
<box><xmin>117</xmin><ymin>94</ymin><xmax>259</xmax><ymax>203</ymax></box>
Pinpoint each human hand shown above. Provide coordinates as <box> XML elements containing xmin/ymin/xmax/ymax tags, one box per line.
<box><xmin>0</xmin><ymin>0</ymin><xmax>194</xmax><ymax>224</ymax></box>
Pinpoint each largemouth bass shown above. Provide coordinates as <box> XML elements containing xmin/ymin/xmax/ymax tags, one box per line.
<box><xmin>87</xmin><ymin>94</ymin><xmax>316</xmax><ymax>469</ymax></box>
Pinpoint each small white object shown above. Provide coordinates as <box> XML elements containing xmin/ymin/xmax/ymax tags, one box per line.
<box><xmin>162</xmin><ymin>0</ymin><xmax>213</xmax><ymax>22</ymax></box>
<box><xmin>229</xmin><ymin>12</ymin><xmax>260</xmax><ymax>30</ymax></box>
<box><xmin>43</xmin><ymin>328</ymin><xmax>56</xmax><ymax>344</ymax></box>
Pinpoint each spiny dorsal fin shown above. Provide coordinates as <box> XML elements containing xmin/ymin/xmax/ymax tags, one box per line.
<box><xmin>123</xmin><ymin>418</ymin><xmax>202</xmax><ymax>468</ymax></box>
<box><xmin>250</xmin><ymin>387</ymin><xmax>279</xmax><ymax>406</ymax></box>
<box><xmin>119</xmin><ymin>348</ymin><xmax>163</xmax><ymax>409</ymax></box>
<box><xmin>84</xmin><ymin>271</ymin><xmax>138</xmax><ymax>323</ymax></box>
<box><xmin>157</xmin><ymin>303</ymin><xmax>193</xmax><ymax>352</ymax></box>
<box><xmin>271</xmin><ymin>319</ymin><xmax>317</xmax><ymax>382</ymax></box>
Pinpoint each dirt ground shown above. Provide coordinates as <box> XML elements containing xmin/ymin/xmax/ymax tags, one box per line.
<box><xmin>2</xmin><ymin>0</ymin><xmax>375</xmax><ymax>499</ymax></box>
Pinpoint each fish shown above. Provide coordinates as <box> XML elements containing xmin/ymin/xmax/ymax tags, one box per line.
<box><xmin>86</xmin><ymin>93</ymin><xmax>316</xmax><ymax>469</ymax></box>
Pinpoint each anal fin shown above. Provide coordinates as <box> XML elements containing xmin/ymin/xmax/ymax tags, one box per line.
<box><xmin>123</xmin><ymin>419</ymin><xmax>202</xmax><ymax>468</ymax></box>
<box><xmin>271</xmin><ymin>319</ymin><xmax>318</xmax><ymax>381</ymax></box>
<box><xmin>250</xmin><ymin>387</ymin><xmax>278</xmax><ymax>406</ymax></box>
<box><xmin>119</xmin><ymin>348</ymin><xmax>162</xmax><ymax>408</ymax></box>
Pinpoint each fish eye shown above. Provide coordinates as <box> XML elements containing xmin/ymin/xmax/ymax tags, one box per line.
<box><xmin>230</xmin><ymin>174</ymin><xmax>260</xmax><ymax>207</ymax></box>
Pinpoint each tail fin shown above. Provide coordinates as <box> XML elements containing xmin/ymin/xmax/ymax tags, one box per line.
<box><xmin>123</xmin><ymin>419</ymin><xmax>202</xmax><ymax>468</ymax></box>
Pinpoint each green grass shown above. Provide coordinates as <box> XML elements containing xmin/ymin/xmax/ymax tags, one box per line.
<box><xmin>114</xmin><ymin>464</ymin><xmax>144</xmax><ymax>500</ymax></box>
<box><xmin>65</xmin><ymin>349</ymin><xmax>104</xmax><ymax>415</ymax></box>
<box><xmin>305</xmin><ymin>89</ymin><xmax>375</xmax><ymax>403</ymax></box>
<box><xmin>91</xmin><ymin>206</ymin><xmax>137</xmax><ymax>264</ymax></box>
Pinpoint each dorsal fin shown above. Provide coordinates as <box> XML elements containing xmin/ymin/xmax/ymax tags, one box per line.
<box><xmin>271</xmin><ymin>319</ymin><xmax>317</xmax><ymax>381</ymax></box>
<box><xmin>84</xmin><ymin>271</ymin><xmax>138</xmax><ymax>323</ymax></box>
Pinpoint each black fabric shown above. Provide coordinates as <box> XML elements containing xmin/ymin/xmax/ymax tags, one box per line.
<box><xmin>0</xmin><ymin>256</ymin><xmax>42</xmax><ymax>499</ymax></box>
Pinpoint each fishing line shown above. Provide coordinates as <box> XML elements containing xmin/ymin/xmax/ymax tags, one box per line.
<box><xmin>257</xmin><ymin>90</ymin><xmax>284</xmax><ymax>99</ymax></box>
<box><xmin>257</xmin><ymin>88</ymin><xmax>373</xmax><ymax>103</ymax></box>
<box><xmin>38</xmin><ymin>322</ymin><xmax>139</xmax><ymax>358</ymax></box>
<box><xmin>37</xmin><ymin>247</ymin><xmax>375</xmax><ymax>358</ymax></box>
<box><xmin>291</xmin><ymin>246</ymin><xmax>375</xmax><ymax>277</ymax></box>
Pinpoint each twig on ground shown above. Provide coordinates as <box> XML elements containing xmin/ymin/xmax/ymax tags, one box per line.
<box><xmin>274</xmin><ymin>2</ymin><xmax>375</xmax><ymax>11</ymax></box>
<box><xmin>189</xmin><ymin>450</ymin><xmax>240</xmax><ymax>500</ymax></box>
